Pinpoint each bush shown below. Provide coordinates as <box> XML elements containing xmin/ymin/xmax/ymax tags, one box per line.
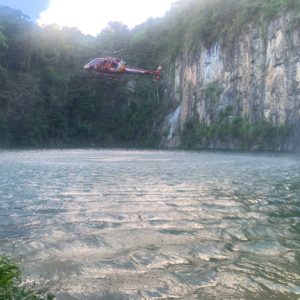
<box><xmin>0</xmin><ymin>256</ymin><xmax>54</xmax><ymax>300</ymax></box>
<box><xmin>181</xmin><ymin>109</ymin><xmax>290</xmax><ymax>150</ymax></box>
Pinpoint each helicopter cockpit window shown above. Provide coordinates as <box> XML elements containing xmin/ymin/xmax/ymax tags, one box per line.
<box><xmin>89</xmin><ymin>59</ymin><xmax>102</xmax><ymax>65</ymax></box>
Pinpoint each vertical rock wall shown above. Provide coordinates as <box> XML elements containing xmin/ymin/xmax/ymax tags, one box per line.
<box><xmin>162</xmin><ymin>13</ymin><xmax>300</xmax><ymax>150</ymax></box>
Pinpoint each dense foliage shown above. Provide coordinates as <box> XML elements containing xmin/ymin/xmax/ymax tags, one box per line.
<box><xmin>0</xmin><ymin>256</ymin><xmax>53</xmax><ymax>299</ymax></box>
<box><xmin>0</xmin><ymin>7</ymin><xmax>168</xmax><ymax>148</ymax></box>
<box><xmin>0</xmin><ymin>0</ymin><xmax>299</xmax><ymax>148</ymax></box>
<box><xmin>135</xmin><ymin>0</ymin><xmax>300</xmax><ymax>58</ymax></box>
<box><xmin>181</xmin><ymin>112</ymin><xmax>290</xmax><ymax>150</ymax></box>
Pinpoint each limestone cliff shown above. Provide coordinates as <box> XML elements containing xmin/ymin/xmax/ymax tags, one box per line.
<box><xmin>162</xmin><ymin>12</ymin><xmax>300</xmax><ymax>151</ymax></box>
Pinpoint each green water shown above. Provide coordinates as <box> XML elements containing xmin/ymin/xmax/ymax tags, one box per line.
<box><xmin>0</xmin><ymin>150</ymin><xmax>299</xmax><ymax>299</ymax></box>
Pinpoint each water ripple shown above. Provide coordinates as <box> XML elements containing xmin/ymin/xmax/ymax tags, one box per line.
<box><xmin>0</xmin><ymin>149</ymin><xmax>299</xmax><ymax>299</ymax></box>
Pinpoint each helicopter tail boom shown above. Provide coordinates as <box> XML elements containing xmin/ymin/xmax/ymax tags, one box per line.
<box><xmin>124</xmin><ymin>65</ymin><xmax>162</xmax><ymax>80</ymax></box>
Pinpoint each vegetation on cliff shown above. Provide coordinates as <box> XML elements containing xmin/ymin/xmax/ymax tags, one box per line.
<box><xmin>0</xmin><ymin>0</ymin><xmax>299</xmax><ymax>149</ymax></box>
<box><xmin>181</xmin><ymin>113</ymin><xmax>291</xmax><ymax>150</ymax></box>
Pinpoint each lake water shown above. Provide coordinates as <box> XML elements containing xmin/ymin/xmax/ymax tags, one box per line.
<box><xmin>0</xmin><ymin>149</ymin><xmax>299</xmax><ymax>299</ymax></box>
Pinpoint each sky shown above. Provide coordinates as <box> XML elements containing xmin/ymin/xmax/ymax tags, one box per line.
<box><xmin>0</xmin><ymin>0</ymin><xmax>49</xmax><ymax>20</ymax></box>
<box><xmin>0</xmin><ymin>0</ymin><xmax>176</xmax><ymax>36</ymax></box>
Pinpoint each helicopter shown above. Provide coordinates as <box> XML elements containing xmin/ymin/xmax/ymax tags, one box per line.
<box><xmin>84</xmin><ymin>57</ymin><xmax>162</xmax><ymax>81</ymax></box>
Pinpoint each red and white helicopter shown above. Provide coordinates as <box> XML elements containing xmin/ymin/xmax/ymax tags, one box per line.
<box><xmin>84</xmin><ymin>57</ymin><xmax>162</xmax><ymax>81</ymax></box>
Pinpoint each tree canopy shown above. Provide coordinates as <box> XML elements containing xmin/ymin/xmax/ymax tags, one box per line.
<box><xmin>0</xmin><ymin>0</ymin><xmax>298</xmax><ymax>148</ymax></box>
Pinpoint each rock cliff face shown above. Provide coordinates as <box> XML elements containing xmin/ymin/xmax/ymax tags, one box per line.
<box><xmin>162</xmin><ymin>13</ymin><xmax>300</xmax><ymax>150</ymax></box>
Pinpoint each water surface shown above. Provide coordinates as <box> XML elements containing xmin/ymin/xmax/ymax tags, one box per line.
<box><xmin>0</xmin><ymin>149</ymin><xmax>299</xmax><ymax>299</ymax></box>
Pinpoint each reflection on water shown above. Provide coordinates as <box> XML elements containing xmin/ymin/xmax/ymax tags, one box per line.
<box><xmin>0</xmin><ymin>149</ymin><xmax>300</xmax><ymax>299</ymax></box>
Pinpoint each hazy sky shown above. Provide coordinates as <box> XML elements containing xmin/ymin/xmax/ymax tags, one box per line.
<box><xmin>0</xmin><ymin>0</ymin><xmax>49</xmax><ymax>20</ymax></box>
<box><xmin>38</xmin><ymin>0</ymin><xmax>176</xmax><ymax>36</ymax></box>
<box><xmin>0</xmin><ymin>0</ymin><xmax>176</xmax><ymax>36</ymax></box>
